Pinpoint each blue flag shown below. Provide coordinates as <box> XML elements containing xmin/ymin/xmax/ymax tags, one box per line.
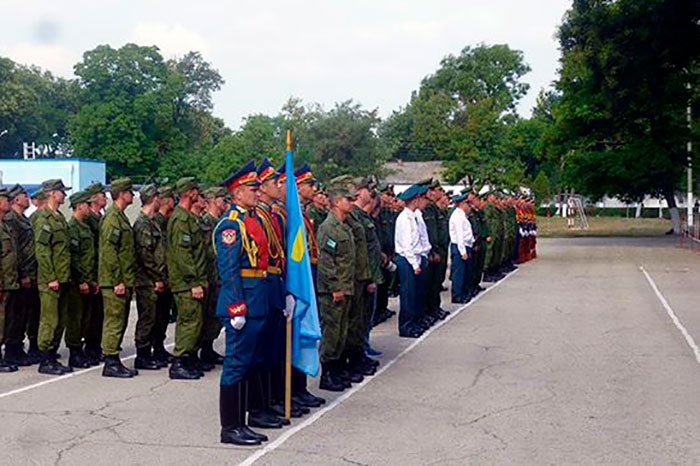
<box><xmin>285</xmin><ymin>144</ymin><xmax>321</xmax><ymax>377</ymax></box>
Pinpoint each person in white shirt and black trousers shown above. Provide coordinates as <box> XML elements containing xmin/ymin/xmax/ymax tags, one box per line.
<box><xmin>449</xmin><ymin>193</ymin><xmax>474</xmax><ymax>304</ymax></box>
<box><xmin>394</xmin><ymin>184</ymin><xmax>430</xmax><ymax>338</ymax></box>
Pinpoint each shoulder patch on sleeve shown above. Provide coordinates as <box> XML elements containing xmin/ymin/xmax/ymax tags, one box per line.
<box><xmin>227</xmin><ymin>210</ymin><xmax>239</xmax><ymax>221</ymax></box>
<box><xmin>221</xmin><ymin>229</ymin><xmax>236</xmax><ymax>245</ymax></box>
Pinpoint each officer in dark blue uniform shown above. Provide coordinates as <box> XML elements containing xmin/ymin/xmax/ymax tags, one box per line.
<box><xmin>247</xmin><ymin>158</ymin><xmax>290</xmax><ymax>428</ymax></box>
<box><xmin>215</xmin><ymin>160</ymin><xmax>271</xmax><ymax>446</ymax></box>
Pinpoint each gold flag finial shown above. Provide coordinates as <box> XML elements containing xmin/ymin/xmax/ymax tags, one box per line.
<box><xmin>286</xmin><ymin>130</ymin><xmax>291</xmax><ymax>151</ymax></box>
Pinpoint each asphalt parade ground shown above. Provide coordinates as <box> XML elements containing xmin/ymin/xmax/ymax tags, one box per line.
<box><xmin>2</xmin><ymin>236</ymin><xmax>700</xmax><ymax>465</ymax></box>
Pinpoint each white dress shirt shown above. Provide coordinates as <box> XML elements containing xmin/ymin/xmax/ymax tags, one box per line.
<box><xmin>415</xmin><ymin>209</ymin><xmax>432</xmax><ymax>257</ymax></box>
<box><xmin>449</xmin><ymin>207</ymin><xmax>474</xmax><ymax>256</ymax></box>
<box><xmin>394</xmin><ymin>207</ymin><xmax>422</xmax><ymax>272</ymax></box>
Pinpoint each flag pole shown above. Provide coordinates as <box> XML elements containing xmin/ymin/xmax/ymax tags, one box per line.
<box><xmin>285</xmin><ymin>129</ymin><xmax>293</xmax><ymax>420</ymax></box>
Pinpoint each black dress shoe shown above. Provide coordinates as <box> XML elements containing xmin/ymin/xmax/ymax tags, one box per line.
<box><xmin>3</xmin><ymin>346</ymin><xmax>32</xmax><ymax>367</ymax></box>
<box><xmin>248</xmin><ymin>411</ymin><xmax>283</xmax><ymax>429</ymax></box>
<box><xmin>270</xmin><ymin>402</ymin><xmax>303</xmax><ymax>418</ymax></box>
<box><xmin>221</xmin><ymin>427</ymin><xmax>261</xmax><ymax>446</ymax></box>
<box><xmin>263</xmin><ymin>409</ymin><xmax>290</xmax><ymax>425</ymax></box>
<box><xmin>292</xmin><ymin>401</ymin><xmax>310</xmax><ymax>414</ymax></box>
<box><xmin>293</xmin><ymin>392</ymin><xmax>322</xmax><ymax>407</ymax></box>
<box><xmin>240</xmin><ymin>425</ymin><xmax>268</xmax><ymax>442</ymax></box>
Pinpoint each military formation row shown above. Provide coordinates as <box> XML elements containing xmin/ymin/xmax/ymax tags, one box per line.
<box><xmin>209</xmin><ymin>159</ymin><xmax>537</xmax><ymax>445</ymax></box>
<box><xmin>0</xmin><ymin>177</ymin><xmax>230</xmax><ymax>378</ymax></box>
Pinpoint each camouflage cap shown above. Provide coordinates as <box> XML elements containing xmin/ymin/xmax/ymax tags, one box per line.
<box><xmin>31</xmin><ymin>187</ymin><xmax>46</xmax><ymax>200</ymax></box>
<box><xmin>40</xmin><ymin>178</ymin><xmax>70</xmax><ymax>193</ymax></box>
<box><xmin>327</xmin><ymin>175</ymin><xmax>358</xmax><ymax>199</ymax></box>
<box><xmin>0</xmin><ymin>187</ymin><xmax>9</xmax><ymax>199</ymax></box>
<box><xmin>174</xmin><ymin>177</ymin><xmax>198</xmax><ymax>194</ymax></box>
<box><xmin>429</xmin><ymin>179</ymin><xmax>442</xmax><ymax>190</ymax></box>
<box><xmin>84</xmin><ymin>181</ymin><xmax>105</xmax><ymax>195</ymax></box>
<box><xmin>417</xmin><ymin>178</ymin><xmax>433</xmax><ymax>187</ymax></box>
<box><xmin>158</xmin><ymin>185</ymin><xmax>174</xmax><ymax>198</ymax></box>
<box><xmin>8</xmin><ymin>184</ymin><xmax>26</xmax><ymax>200</ymax></box>
<box><xmin>352</xmin><ymin>176</ymin><xmax>377</xmax><ymax>191</ymax></box>
<box><xmin>69</xmin><ymin>190</ymin><xmax>92</xmax><ymax>208</ymax></box>
<box><xmin>110</xmin><ymin>177</ymin><xmax>133</xmax><ymax>194</ymax></box>
<box><xmin>139</xmin><ymin>183</ymin><xmax>158</xmax><ymax>203</ymax></box>
<box><xmin>203</xmin><ymin>186</ymin><xmax>227</xmax><ymax>199</ymax></box>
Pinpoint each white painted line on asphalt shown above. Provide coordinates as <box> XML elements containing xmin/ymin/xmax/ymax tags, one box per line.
<box><xmin>0</xmin><ymin>342</ymin><xmax>175</xmax><ymax>401</ymax></box>
<box><xmin>640</xmin><ymin>266</ymin><xmax>700</xmax><ymax>365</ymax></box>
<box><xmin>238</xmin><ymin>269</ymin><xmax>520</xmax><ymax>466</ymax></box>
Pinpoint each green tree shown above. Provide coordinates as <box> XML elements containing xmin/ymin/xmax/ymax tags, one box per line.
<box><xmin>555</xmin><ymin>0</ymin><xmax>700</xmax><ymax>232</ymax></box>
<box><xmin>0</xmin><ymin>57</ymin><xmax>77</xmax><ymax>157</ymax></box>
<box><xmin>379</xmin><ymin>44</ymin><xmax>531</xmax><ymax>189</ymax></box>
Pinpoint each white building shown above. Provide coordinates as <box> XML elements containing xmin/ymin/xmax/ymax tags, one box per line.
<box><xmin>0</xmin><ymin>158</ymin><xmax>106</xmax><ymax>194</ymax></box>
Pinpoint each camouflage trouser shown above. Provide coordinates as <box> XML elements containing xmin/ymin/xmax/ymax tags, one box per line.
<box><xmin>84</xmin><ymin>291</ymin><xmax>103</xmax><ymax>351</ymax></box>
<box><xmin>101</xmin><ymin>288</ymin><xmax>132</xmax><ymax>356</ymax></box>
<box><xmin>318</xmin><ymin>293</ymin><xmax>351</xmax><ymax>362</ymax></box>
<box><xmin>471</xmin><ymin>242</ymin><xmax>486</xmax><ymax>288</ymax></box>
<box><xmin>135</xmin><ymin>287</ymin><xmax>157</xmax><ymax>349</ymax></box>
<box><xmin>64</xmin><ymin>286</ymin><xmax>87</xmax><ymax>348</ymax></box>
<box><xmin>345</xmin><ymin>280</ymin><xmax>369</xmax><ymax>356</ymax></box>
<box><xmin>25</xmin><ymin>287</ymin><xmax>40</xmax><ymax>344</ymax></box>
<box><xmin>173</xmin><ymin>292</ymin><xmax>202</xmax><ymax>357</ymax></box>
<box><xmin>38</xmin><ymin>285</ymin><xmax>72</xmax><ymax>352</ymax></box>
<box><xmin>486</xmin><ymin>235</ymin><xmax>502</xmax><ymax>271</ymax></box>
<box><xmin>200</xmin><ymin>284</ymin><xmax>222</xmax><ymax>344</ymax></box>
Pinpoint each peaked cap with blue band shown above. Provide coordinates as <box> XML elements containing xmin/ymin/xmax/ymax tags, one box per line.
<box><xmin>397</xmin><ymin>184</ymin><xmax>428</xmax><ymax>201</ymax></box>
<box><xmin>223</xmin><ymin>159</ymin><xmax>260</xmax><ymax>192</ymax></box>
<box><xmin>257</xmin><ymin>157</ymin><xmax>279</xmax><ymax>182</ymax></box>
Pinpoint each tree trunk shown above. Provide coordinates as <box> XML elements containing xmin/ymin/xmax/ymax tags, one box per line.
<box><xmin>664</xmin><ymin>190</ymin><xmax>680</xmax><ymax>234</ymax></box>
<box><xmin>635</xmin><ymin>202</ymin><xmax>642</xmax><ymax>218</ymax></box>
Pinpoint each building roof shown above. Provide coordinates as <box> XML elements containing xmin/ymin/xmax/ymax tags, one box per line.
<box><xmin>383</xmin><ymin>160</ymin><xmax>446</xmax><ymax>185</ymax></box>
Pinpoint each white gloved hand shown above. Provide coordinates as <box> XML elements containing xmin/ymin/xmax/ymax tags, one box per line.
<box><xmin>231</xmin><ymin>315</ymin><xmax>246</xmax><ymax>330</ymax></box>
<box><xmin>519</xmin><ymin>228</ymin><xmax>525</xmax><ymax>236</ymax></box>
<box><xmin>284</xmin><ymin>294</ymin><xmax>295</xmax><ymax>319</ymax></box>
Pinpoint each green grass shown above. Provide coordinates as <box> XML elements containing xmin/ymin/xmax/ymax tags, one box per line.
<box><xmin>537</xmin><ymin>216</ymin><xmax>672</xmax><ymax>237</ymax></box>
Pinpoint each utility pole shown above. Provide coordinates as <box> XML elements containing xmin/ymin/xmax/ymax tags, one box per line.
<box><xmin>688</xmin><ymin>82</ymin><xmax>694</xmax><ymax>233</ymax></box>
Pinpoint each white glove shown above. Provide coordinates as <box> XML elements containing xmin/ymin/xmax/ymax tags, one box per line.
<box><xmin>519</xmin><ymin>228</ymin><xmax>525</xmax><ymax>236</ymax></box>
<box><xmin>284</xmin><ymin>294</ymin><xmax>295</xmax><ymax>319</ymax></box>
<box><xmin>231</xmin><ymin>316</ymin><xmax>246</xmax><ymax>330</ymax></box>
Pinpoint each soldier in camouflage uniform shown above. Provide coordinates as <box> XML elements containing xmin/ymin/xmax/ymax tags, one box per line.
<box><xmin>167</xmin><ymin>177</ymin><xmax>207</xmax><ymax>380</ymax></box>
<box><xmin>0</xmin><ymin>187</ymin><xmax>20</xmax><ymax>373</ymax></box>
<box><xmin>422</xmin><ymin>180</ymin><xmax>450</xmax><ymax>322</ymax></box>
<box><xmin>133</xmin><ymin>184</ymin><xmax>166</xmax><ymax>371</ymax></box>
<box><xmin>99</xmin><ymin>178</ymin><xmax>138</xmax><ymax>378</ymax></box>
<box><xmin>3</xmin><ymin>185</ymin><xmax>39</xmax><ymax>366</ymax></box>
<box><xmin>199</xmin><ymin>186</ymin><xmax>227</xmax><ymax>365</ymax></box>
<box><xmin>317</xmin><ymin>179</ymin><xmax>356</xmax><ymax>392</ymax></box>
<box><xmin>26</xmin><ymin>187</ymin><xmax>46</xmax><ymax>354</ymax></box>
<box><xmin>307</xmin><ymin>185</ymin><xmax>328</xmax><ymax>235</ymax></box>
<box><xmin>153</xmin><ymin>185</ymin><xmax>176</xmax><ymax>363</ymax></box>
<box><xmin>34</xmin><ymin>179</ymin><xmax>73</xmax><ymax>376</ymax></box>
<box><xmin>468</xmin><ymin>192</ymin><xmax>488</xmax><ymax>296</ymax></box>
<box><xmin>483</xmin><ymin>193</ymin><xmax>504</xmax><ymax>282</ymax></box>
<box><xmin>83</xmin><ymin>182</ymin><xmax>107</xmax><ymax>363</ymax></box>
<box><xmin>67</xmin><ymin>191</ymin><xmax>97</xmax><ymax>368</ymax></box>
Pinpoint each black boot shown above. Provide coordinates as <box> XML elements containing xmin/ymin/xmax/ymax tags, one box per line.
<box><xmin>220</xmin><ymin>383</ymin><xmax>261</xmax><ymax>446</ymax></box>
<box><xmin>69</xmin><ymin>347</ymin><xmax>91</xmax><ymax>369</ymax></box>
<box><xmin>248</xmin><ymin>372</ymin><xmax>284</xmax><ymax>429</ymax></box>
<box><xmin>38</xmin><ymin>351</ymin><xmax>71</xmax><ymax>376</ymax></box>
<box><xmin>169</xmin><ymin>356</ymin><xmax>201</xmax><ymax>380</ymax></box>
<box><xmin>3</xmin><ymin>343</ymin><xmax>32</xmax><ymax>367</ymax></box>
<box><xmin>102</xmin><ymin>355</ymin><xmax>136</xmax><ymax>378</ymax></box>
<box><xmin>134</xmin><ymin>347</ymin><xmax>160</xmax><ymax>370</ymax></box>
<box><xmin>319</xmin><ymin>362</ymin><xmax>345</xmax><ymax>392</ymax></box>
<box><xmin>192</xmin><ymin>352</ymin><xmax>214</xmax><ymax>372</ymax></box>
<box><xmin>0</xmin><ymin>348</ymin><xmax>18</xmax><ymax>373</ymax></box>
<box><xmin>200</xmin><ymin>340</ymin><xmax>224</xmax><ymax>365</ymax></box>
<box><xmin>152</xmin><ymin>343</ymin><xmax>173</xmax><ymax>367</ymax></box>
<box><xmin>239</xmin><ymin>381</ymin><xmax>269</xmax><ymax>441</ymax></box>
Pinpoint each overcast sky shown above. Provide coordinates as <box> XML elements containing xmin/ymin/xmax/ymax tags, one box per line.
<box><xmin>0</xmin><ymin>0</ymin><xmax>570</xmax><ymax>129</ymax></box>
